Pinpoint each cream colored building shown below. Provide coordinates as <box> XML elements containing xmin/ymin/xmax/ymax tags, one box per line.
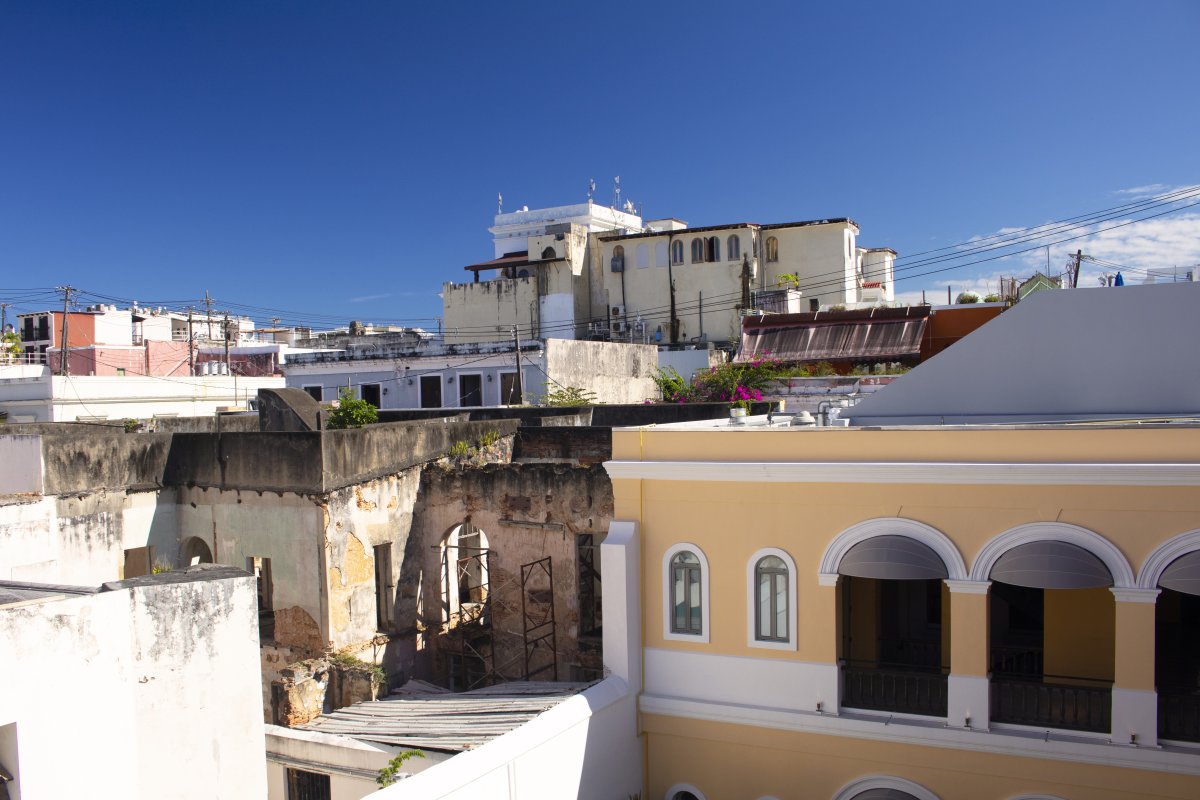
<box><xmin>602</xmin><ymin>420</ymin><xmax>1200</xmax><ymax>800</ymax></box>
<box><xmin>441</xmin><ymin>201</ymin><xmax>896</xmax><ymax>348</ymax></box>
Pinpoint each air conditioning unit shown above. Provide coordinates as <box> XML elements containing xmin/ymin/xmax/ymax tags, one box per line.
<box><xmin>611</xmin><ymin>321</ymin><xmax>628</xmax><ymax>334</ymax></box>
<box><xmin>611</xmin><ymin>305</ymin><xmax>625</xmax><ymax>318</ymax></box>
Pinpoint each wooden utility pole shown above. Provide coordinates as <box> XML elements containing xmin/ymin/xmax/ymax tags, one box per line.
<box><xmin>187</xmin><ymin>308</ymin><xmax>195</xmax><ymax>376</ymax></box>
<box><xmin>511</xmin><ymin>326</ymin><xmax>523</xmax><ymax>404</ymax></box>
<box><xmin>740</xmin><ymin>254</ymin><xmax>752</xmax><ymax>312</ymax></box>
<box><xmin>203</xmin><ymin>290</ymin><xmax>214</xmax><ymax>341</ymax></box>
<box><xmin>56</xmin><ymin>285</ymin><xmax>74</xmax><ymax>375</ymax></box>
<box><xmin>223</xmin><ymin>313</ymin><xmax>231</xmax><ymax>374</ymax></box>
<box><xmin>1072</xmin><ymin>249</ymin><xmax>1083</xmax><ymax>289</ymax></box>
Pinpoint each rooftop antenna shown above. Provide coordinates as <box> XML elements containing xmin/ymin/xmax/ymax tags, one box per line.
<box><xmin>497</xmin><ymin>192</ymin><xmax>503</xmax><ymax>214</ymax></box>
<box><xmin>587</xmin><ymin>178</ymin><xmax>596</xmax><ymax>202</ymax></box>
<box><xmin>623</xmin><ymin>199</ymin><xmax>635</xmax><ymax>214</ymax></box>
<box><xmin>613</xmin><ymin>175</ymin><xmax>621</xmax><ymax>209</ymax></box>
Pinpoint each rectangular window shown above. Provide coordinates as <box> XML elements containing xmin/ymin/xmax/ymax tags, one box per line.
<box><xmin>458</xmin><ymin>374</ymin><xmax>482</xmax><ymax>407</ymax></box>
<box><xmin>360</xmin><ymin>383</ymin><xmax>381</xmax><ymax>408</ymax></box>
<box><xmin>303</xmin><ymin>385</ymin><xmax>323</xmax><ymax>402</ymax></box>
<box><xmin>249</xmin><ymin>556</ymin><xmax>274</xmax><ymax>642</ymax></box>
<box><xmin>499</xmin><ymin>372</ymin><xmax>522</xmax><ymax>405</ymax></box>
<box><xmin>419</xmin><ymin>374</ymin><xmax>442</xmax><ymax>408</ymax></box>
<box><xmin>21</xmin><ymin>318</ymin><xmax>32</xmax><ymax>341</ymax></box>
<box><xmin>286</xmin><ymin>768</ymin><xmax>331</xmax><ymax>800</ymax></box>
<box><xmin>116</xmin><ymin>368</ymin><xmax>125</xmax><ymax>377</ymax></box>
<box><xmin>671</xmin><ymin>555</ymin><xmax>702</xmax><ymax>635</ymax></box>
<box><xmin>374</xmin><ymin>543</ymin><xmax>393</xmax><ymax>632</ymax></box>
<box><xmin>123</xmin><ymin>545</ymin><xmax>155</xmax><ymax>579</ymax></box>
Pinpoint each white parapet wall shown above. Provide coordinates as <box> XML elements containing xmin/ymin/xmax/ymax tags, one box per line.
<box><xmin>0</xmin><ymin>372</ymin><xmax>284</xmax><ymax>422</ymax></box>
<box><xmin>367</xmin><ymin>676</ymin><xmax>640</xmax><ymax>800</ymax></box>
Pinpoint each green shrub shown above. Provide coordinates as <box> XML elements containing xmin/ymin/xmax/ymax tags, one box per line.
<box><xmin>543</xmin><ymin>386</ymin><xmax>597</xmax><ymax>407</ymax></box>
<box><xmin>325</xmin><ymin>388</ymin><xmax>378</xmax><ymax>429</ymax></box>
<box><xmin>377</xmin><ymin>750</ymin><xmax>425</xmax><ymax>787</ymax></box>
<box><xmin>809</xmin><ymin>361</ymin><xmax>837</xmax><ymax>377</ymax></box>
<box><xmin>476</xmin><ymin>429</ymin><xmax>501</xmax><ymax>448</ymax></box>
<box><xmin>448</xmin><ymin>440</ymin><xmax>471</xmax><ymax>458</ymax></box>
<box><xmin>956</xmin><ymin>291</ymin><xmax>980</xmax><ymax>304</ymax></box>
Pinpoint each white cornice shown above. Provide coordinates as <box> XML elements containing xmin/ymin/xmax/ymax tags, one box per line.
<box><xmin>603</xmin><ymin>460</ymin><xmax>1200</xmax><ymax>486</ymax></box>
<box><xmin>639</xmin><ymin>693</ymin><xmax>1200</xmax><ymax>776</ymax></box>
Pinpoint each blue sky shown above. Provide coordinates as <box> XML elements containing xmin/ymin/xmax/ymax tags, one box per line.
<box><xmin>2</xmin><ymin>1</ymin><xmax>1198</xmax><ymax>327</ymax></box>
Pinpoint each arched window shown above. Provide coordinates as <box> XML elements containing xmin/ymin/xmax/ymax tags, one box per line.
<box><xmin>670</xmin><ymin>240</ymin><xmax>684</xmax><ymax>265</ymax></box>
<box><xmin>747</xmin><ymin>547</ymin><xmax>797</xmax><ymax>649</ymax></box>
<box><xmin>664</xmin><ymin>543</ymin><xmax>709</xmax><ymax>641</ymax></box>
<box><xmin>672</xmin><ymin>551</ymin><xmax>703</xmax><ymax>634</ymax></box>
<box><xmin>611</xmin><ymin>245</ymin><xmax>625</xmax><ymax>272</ymax></box>
<box><xmin>727</xmin><ymin>235</ymin><xmax>740</xmax><ymax>261</ymax></box>
<box><xmin>766</xmin><ymin>236</ymin><xmax>779</xmax><ymax>263</ymax></box>
<box><xmin>636</xmin><ymin>243</ymin><xmax>649</xmax><ymax>269</ymax></box>
<box><xmin>541</xmin><ymin>245</ymin><xmax>556</xmax><ymax>259</ymax></box>
<box><xmin>755</xmin><ymin>556</ymin><xmax>788</xmax><ymax>642</ymax></box>
<box><xmin>691</xmin><ymin>238</ymin><xmax>704</xmax><ymax>264</ymax></box>
<box><xmin>706</xmin><ymin>236</ymin><xmax>720</xmax><ymax>262</ymax></box>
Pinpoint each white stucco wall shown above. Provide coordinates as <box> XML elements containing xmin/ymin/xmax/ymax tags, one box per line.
<box><xmin>0</xmin><ymin>570</ymin><xmax>267</xmax><ymax>799</ymax></box>
<box><xmin>0</xmin><ymin>374</ymin><xmax>284</xmax><ymax>422</ymax></box>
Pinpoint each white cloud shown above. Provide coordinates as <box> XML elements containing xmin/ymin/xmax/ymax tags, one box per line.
<box><xmin>1114</xmin><ymin>183</ymin><xmax>1179</xmax><ymax>197</ymax></box>
<box><xmin>898</xmin><ymin>209</ymin><xmax>1200</xmax><ymax>303</ymax></box>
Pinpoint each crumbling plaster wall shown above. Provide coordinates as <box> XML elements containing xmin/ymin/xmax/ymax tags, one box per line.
<box><xmin>322</xmin><ymin>466</ymin><xmax>423</xmax><ymax>659</ymax></box>
<box><xmin>0</xmin><ymin>488</ymin><xmax>179</xmax><ymax>584</ymax></box>
<box><xmin>411</xmin><ymin>463</ymin><xmax>613</xmax><ymax>682</ymax></box>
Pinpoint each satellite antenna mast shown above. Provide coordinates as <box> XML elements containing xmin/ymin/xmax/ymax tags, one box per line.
<box><xmin>613</xmin><ymin>176</ymin><xmax>621</xmax><ymax>209</ymax></box>
<box><xmin>497</xmin><ymin>192</ymin><xmax>503</xmax><ymax>214</ymax></box>
<box><xmin>587</xmin><ymin>178</ymin><xmax>595</xmax><ymax>202</ymax></box>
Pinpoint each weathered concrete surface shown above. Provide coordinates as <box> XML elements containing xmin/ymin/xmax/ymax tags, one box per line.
<box><xmin>41</xmin><ymin>433</ymin><xmax>173</xmax><ymax>494</ymax></box>
<box><xmin>258</xmin><ymin>387</ymin><xmax>323</xmax><ymax>432</ymax></box>
<box><xmin>271</xmin><ymin>657</ymin><xmax>381</xmax><ymax>727</ymax></box>
<box><xmin>0</xmin><ymin>565</ymin><xmax>267</xmax><ymax>799</ymax></box>
<box><xmin>543</xmin><ymin>339</ymin><xmax>659</xmax><ymax>404</ymax></box>
<box><xmin>514</xmin><ymin>427</ymin><xmax>611</xmax><ymax>465</ymax></box>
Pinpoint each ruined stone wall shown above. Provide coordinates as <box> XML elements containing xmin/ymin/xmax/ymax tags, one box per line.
<box><xmin>411</xmin><ymin>462</ymin><xmax>614</xmax><ymax>684</ymax></box>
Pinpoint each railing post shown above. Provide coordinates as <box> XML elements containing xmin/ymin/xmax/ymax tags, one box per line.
<box><xmin>946</xmin><ymin>580</ymin><xmax>991</xmax><ymax>730</ymax></box>
<box><xmin>1110</xmin><ymin>588</ymin><xmax>1160</xmax><ymax>746</ymax></box>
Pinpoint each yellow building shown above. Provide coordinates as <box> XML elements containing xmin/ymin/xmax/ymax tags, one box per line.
<box><xmin>603</xmin><ymin>420</ymin><xmax>1200</xmax><ymax>800</ymax></box>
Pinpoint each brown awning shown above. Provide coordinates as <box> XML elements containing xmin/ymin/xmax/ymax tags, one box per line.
<box><xmin>738</xmin><ymin>311</ymin><xmax>928</xmax><ymax>363</ymax></box>
<box><xmin>463</xmin><ymin>251</ymin><xmax>530</xmax><ymax>273</ymax></box>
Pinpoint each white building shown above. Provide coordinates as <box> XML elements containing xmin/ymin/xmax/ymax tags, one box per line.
<box><xmin>0</xmin><ymin>368</ymin><xmax>283</xmax><ymax>423</ymax></box>
<box><xmin>442</xmin><ymin>200</ymin><xmax>897</xmax><ymax>349</ymax></box>
<box><xmin>1</xmin><ymin>566</ymin><xmax>268</xmax><ymax>800</ymax></box>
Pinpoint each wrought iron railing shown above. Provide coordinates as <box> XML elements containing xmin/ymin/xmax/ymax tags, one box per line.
<box><xmin>991</xmin><ymin>646</ymin><xmax>1043</xmax><ymax>678</ymax></box>
<box><xmin>841</xmin><ymin>662</ymin><xmax>948</xmax><ymax>717</ymax></box>
<box><xmin>990</xmin><ymin>676</ymin><xmax>1111</xmax><ymax>732</ymax></box>
<box><xmin>1158</xmin><ymin>685</ymin><xmax>1200</xmax><ymax>742</ymax></box>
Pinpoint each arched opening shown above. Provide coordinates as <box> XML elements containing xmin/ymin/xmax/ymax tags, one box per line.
<box><xmin>1155</xmin><ymin>549</ymin><xmax>1200</xmax><ymax>742</ymax></box>
<box><xmin>611</xmin><ymin>245</ymin><xmax>625</xmax><ymax>273</ymax></box>
<box><xmin>541</xmin><ymin>246</ymin><xmax>556</xmax><ymax>259</ymax></box>
<box><xmin>987</xmin><ymin>540</ymin><xmax>1114</xmax><ymax>732</ymax></box>
<box><xmin>180</xmin><ymin>536</ymin><xmax>212</xmax><ymax>567</ymax></box>
<box><xmin>727</xmin><ymin>234</ymin><xmax>740</xmax><ymax>261</ymax></box>
<box><xmin>439</xmin><ymin>524</ymin><xmax>490</xmax><ymax>624</ymax></box>
<box><xmin>838</xmin><ymin>535</ymin><xmax>949</xmax><ymax>716</ymax></box>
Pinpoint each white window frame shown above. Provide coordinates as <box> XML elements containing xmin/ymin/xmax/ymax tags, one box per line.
<box><xmin>664</xmin><ymin>784</ymin><xmax>707</xmax><ymax>800</ymax></box>
<box><xmin>418</xmin><ymin>373</ymin><xmax>443</xmax><ymax>408</ymax></box>
<box><xmin>456</xmin><ymin>371</ymin><xmax>485</xmax><ymax>407</ymax></box>
<box><xmin>746</xmin><ymin>547</ymin><xmax>798</xmax><ymax>650</ymax></box>
<box><xmin>663</xmin><ymin>542</ymin><xmax>710</xmax><ymax>643</ymax></box>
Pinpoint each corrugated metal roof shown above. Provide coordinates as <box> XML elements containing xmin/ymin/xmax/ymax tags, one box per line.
<box><xmin>302</xmin><ymin>680</ymin><xmax>590</xmax><ymax>753</ymax></box>
<box><xmin>738</xmin><ymin>316</ymin><xmax>927</xmax><ymax>363</ymax></box>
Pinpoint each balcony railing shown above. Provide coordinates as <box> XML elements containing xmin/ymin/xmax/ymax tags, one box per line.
<box><xmin>842</xmin><ymin>661</ymin><xmax>948</xmax><ymax>717</ymax></box>
<box><xmin>990</xmin><ymin>675</ymin><xmax>1111</xmax><ymax>733</ymax></box>
<box><xmin>1158</xmin><ymin>685</ymin><xmax>1200</xmax><ymax>742</ymax></box>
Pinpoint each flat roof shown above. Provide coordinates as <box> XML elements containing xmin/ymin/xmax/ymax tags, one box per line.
<box><xmin>303</xmin><ymin>680</ymin><xmax>590</xmax><ymax>753</ymax></box>
<box><xmin>598</xmin><ymin>217</ymin><xmax>857</xmax><ymax>242</ymax></box>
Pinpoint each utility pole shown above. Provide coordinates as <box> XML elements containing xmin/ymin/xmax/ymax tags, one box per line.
<box><xmin>187</xmin><ymin>308</ymin><xmax>195</xmax><ymax>376</ymax></box>
<box><xmin>1072</xmin><ymin>249</ymin><xmax>1083</xmax><ymax>289</ymax></box>
<box><xmin>740</xmin><ymin>254</ymin><xmax>752</xmax><ymax>312</ymax></box>
<box><xmin>203</xmin><ymin>290</ymin><xmax>214</xmax><ymax>341</ymax></box>
<box><xmin>223</xmin><ymin>312</ymin><xmax>231</xmax><ymax>374</ymax></box>
<box><xmin>56</xmin><ymin>285</ymin><xmax>74</xmax><ymax>376</ymax></box>
<box><xmin>511</xmin><ymin>326</ymin><xmax>523</xmax><ymax>404</ymax></box>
